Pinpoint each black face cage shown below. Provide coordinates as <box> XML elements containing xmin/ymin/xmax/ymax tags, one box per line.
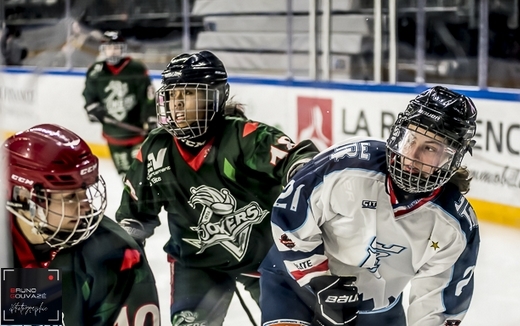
<box><xmin>386</xmin><ymin>121</ymin><xmax>465</xmax><ymax>193</ymax></box>
<box><xmin>31</xmin><ymin>177</ymin><xmax>107</xmax><ymax>249</ymax></box>
<box><xmin>156</xmin><ymin>83</ymin><xmax>220</xmax><ymax>140</ymax></box>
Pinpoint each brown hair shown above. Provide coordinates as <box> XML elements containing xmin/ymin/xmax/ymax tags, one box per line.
<box><xmin>448</xmin><ymin>166</ymin><xmax>472</xmax><ymax>194</ymax></box>
<box><xmin>223</xmin><ymin>98</ymin><xmax>247</xmax><ymax>119</ymax></box>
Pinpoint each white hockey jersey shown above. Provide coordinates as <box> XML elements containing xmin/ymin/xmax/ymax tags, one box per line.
<box><xmin>269</xmin><ymin>138</ymin><xmax>480</xmax><ymax>326</ymax></box>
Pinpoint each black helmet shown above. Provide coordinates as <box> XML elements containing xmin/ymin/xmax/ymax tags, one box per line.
<box><xmin>386</xmin><ymin>86</ymin><xmax>477</xmax><ymax>193</ymax></box>
<box><xmin>99</xmin><ymin>30</ymin><xmax>127</xmax><ymax>65</ymax></box>
<box><xmin>102</xmin><ymin>30</ymin><xmax>126</xmax><ymax>43</ymax></box>
<box><xmin>156</xmin><ymin>50</ymin><xmax>230</xmax><ymax>140</ymax></box>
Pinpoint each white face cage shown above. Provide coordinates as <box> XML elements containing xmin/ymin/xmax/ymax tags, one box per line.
<box><xmin>387</xmin><ymin>125</ymin><xmax>461</xmax><ymax>193</ymax></box>
<box><xmin>10</xmin><ymin>177</ymin><xmax>107</xmax><ymax>249</ymax></box>
<box><xmin>156</xmin><ymin>83</ymin><xmax>220</xmax><ymax>139</ymax></box>
<box><xmin>99</xmin><ymin>43</ymin><xmax>127</xmax><ymax>65</ymax></box>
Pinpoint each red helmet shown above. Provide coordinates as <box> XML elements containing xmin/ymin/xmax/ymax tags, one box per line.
<box><xmin>3</xmin><ymin>124</ymin><xmax>107</xmax><ymax>249</ymax></box>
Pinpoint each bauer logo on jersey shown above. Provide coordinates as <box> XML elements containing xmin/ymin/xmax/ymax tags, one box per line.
<box><xmin>182</xmin><ymin>185</ymin><xmax>269</xmax><ymax>261</ymax></box>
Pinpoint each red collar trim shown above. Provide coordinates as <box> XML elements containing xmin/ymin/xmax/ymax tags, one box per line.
<box><xmin>11</xmin><ymin>217</ymin><xmax>56</xmax><ymax>268</ymax></box>
<box><xmin>387</xmin><ymin>176</ymin><xmax>399</xmax><ymax>205</ymax></box>
<box><xmin>106</xmin><ymin>57</ymin><xmax>131</xmax><ymax>75</ymax></box>
<box><xmin>386</xmin><ymin>176</ymin><xmax>442</xmax><ymax>217</ymax></box>
<box><xmin>174</xmin><ymin>138</ymin><xmax>214</xmax><ymax>171</ymax></box>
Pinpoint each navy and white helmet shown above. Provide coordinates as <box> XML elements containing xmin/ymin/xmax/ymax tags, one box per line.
<box><xmin>386</xmin><ymin>86</ymin><xmax>477</xmax><ymax>193</ymax></box>
<box><xmin>155</xmin><ymin>50</ymin><xmax>230</xmax><ymax>140</ymax></box>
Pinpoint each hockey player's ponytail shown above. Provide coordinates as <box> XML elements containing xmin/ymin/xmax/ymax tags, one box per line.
<box><xmin>223</xmin><ymin>97</ymin><xmax>247</xmax><ymax>119</ymax></box>
<box><xmin>448</xmin><ymin>166</ymin><xmax>472</xmax><ymax>194</ymax></box>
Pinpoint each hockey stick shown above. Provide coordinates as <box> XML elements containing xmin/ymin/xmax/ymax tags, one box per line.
<box><xmin>234</xmin><ymin>288</ymin><xmax>258</xmax><ymax>326</ymax></box>
<box><xmin>102</xmin><ymin>116</ymin><xmax>147</xmax><ymax>135</ymax></box>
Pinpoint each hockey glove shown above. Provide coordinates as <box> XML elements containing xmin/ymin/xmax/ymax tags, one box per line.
<box><xmin>85</xmin><ymin>102</ymin><xmax>108</xmax><ymax>122</ymax></box>
<box><xmin>119</xmin><ymin>219</ymin><xmax>147</xmax><ymax>248</ymax></box>
<box><xmin>308</xmin><ymin>275</ymin><xmax>359</xmax><ymax>326</ymax></box>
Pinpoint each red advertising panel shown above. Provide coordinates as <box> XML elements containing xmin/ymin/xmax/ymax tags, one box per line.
<box><xmin>297</xmin><ymin>96</ymin><xmax>333</xmax><ymax>150</ymax></box>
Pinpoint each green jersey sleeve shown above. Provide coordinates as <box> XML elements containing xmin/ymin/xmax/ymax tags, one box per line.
<box><xmin>82</xmin><ymin>62</ymin><xmax>103</xmax><ymax>107</ymax></box>
<box><xmin>237</xmin><ymin>120</ymin><xmax>319</xmax><ymax>184</ymax></box>
<box><xmin>115</xmin><ymin>135</ymin><xmax>163</xmax><ymax>238</ymax></box>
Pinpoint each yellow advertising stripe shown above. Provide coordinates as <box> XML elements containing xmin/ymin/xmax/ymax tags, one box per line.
<box><xmin>468</xmin><ymin>198</ymin><xmax>520</xmax><ymax>229</ymax></box>
<box><xmin>88</xmin><ymin>143</ymin><xmax>111</xmax><ymax>159</ymax></box>
<box><xmin>2</xmin><ymin>131</ymin><xmax>14</xmax><ymax>139</ymax></box>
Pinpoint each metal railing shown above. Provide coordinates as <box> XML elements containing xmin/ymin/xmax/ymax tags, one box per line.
<box><xmin>2</xmin><ymin>0</ymin><xmax>520</xmax><ymax>90</ymax></box>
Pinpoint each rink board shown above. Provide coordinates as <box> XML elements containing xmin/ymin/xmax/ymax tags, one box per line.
<box><xmin>1</xmin><ymin>68</ymin><xmax>519</xmax><ymax>227</ymax></box>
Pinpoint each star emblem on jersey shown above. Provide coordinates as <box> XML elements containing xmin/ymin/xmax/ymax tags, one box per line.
<box><xmin>182</xmin><ymin>185</ymin><xmax>269</xmax><ymax>261</ymax></box>
<box><xmin>430</xmin><ymin>241</ymin><xmax>440</xmax><ymax>250</ymax></box>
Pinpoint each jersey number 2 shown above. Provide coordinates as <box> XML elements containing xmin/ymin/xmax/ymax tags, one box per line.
<box><xmin>274</xmin><ymin>179</ymin><xmax>305</xmax><ymax>212</ymax></box>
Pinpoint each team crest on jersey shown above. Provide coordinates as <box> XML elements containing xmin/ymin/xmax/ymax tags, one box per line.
<box><xmin>182</xmin><ymin>185</ymin><xmax>269</xmax><ymax>261</ymax></box>
<box><xmin>360</xmin><ymin>237</ymin><xmax>406</xmax><ymax>278</ymax></box>
<box><xmin>104</xmin><ymin>80</ymin><xmax>137</xmax><ymax>120</ymax></box>
<box><xmin>173</xmin><ymin>310</ymin><xmax>206</xmax><ymax>326</ymax></box>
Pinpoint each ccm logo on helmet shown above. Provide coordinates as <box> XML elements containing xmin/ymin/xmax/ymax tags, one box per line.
<box><xmin>11</xmin><ymin>174</ymin><xmax>34</xmax><ymax>185</ymax></box>
<box><xmin>80</xmin><ymin>164</ymin><xmax>98</xmax><ymax>176</ymax></box>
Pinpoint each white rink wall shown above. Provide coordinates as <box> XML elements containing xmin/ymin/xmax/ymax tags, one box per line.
<box><xmin>1</xmin><ymin>68</ymin><xmax>520</xmax><ymax>227</ymax></box>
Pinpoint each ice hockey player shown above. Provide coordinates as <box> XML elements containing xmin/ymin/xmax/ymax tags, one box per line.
<box><xmin>260</xmin><ymin>86</ymin><xmax>480</xmax><ymax>326</ymax></box>
<box><xmin>3</xmin><ymin>124</ymin><xmax>160</xmax><ymax>326</ymax></box>
<box><xmin>115</xmin><ymin>50</ymin><xmax>319</xmax><ymax>325</ymax></box>
<box><xmin>82</xmin><ymin>30</ymin><xmax>156</xmax><ymax>178</ymax></box>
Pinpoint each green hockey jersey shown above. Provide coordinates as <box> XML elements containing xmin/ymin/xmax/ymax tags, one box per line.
<box><xmin>82</xmin><ymin>58</ymin><xmax>155</xmax><ymax>141</ymax></box>
<box><xmin>11</xmin><ymin>216</ymin><xmax>160</xmax><ymax>326</ymax></box>
<box><xmin>116</xmin><ymin>117</ymin><xmax>319</xmax><ymax>274</ymax></box>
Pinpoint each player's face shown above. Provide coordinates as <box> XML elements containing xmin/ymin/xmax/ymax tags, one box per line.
<box><xmin>45</xmin><ymin>189</ymin><xmax>91</xmax><ymax>232</ymax></box>
<box><xmin>398</xmin><ymin>126</ymin><xmax>456</xmax><ymax>176</ymax></box>
<box><xmin>168</xmin><ymin>88</ymin><xmax>209</xmax><ymax>128</ymax></box>
<box><xmin>102</xmin><ymin>43</ymin><xmax>124</xmax><ymax>59</ymax></box>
